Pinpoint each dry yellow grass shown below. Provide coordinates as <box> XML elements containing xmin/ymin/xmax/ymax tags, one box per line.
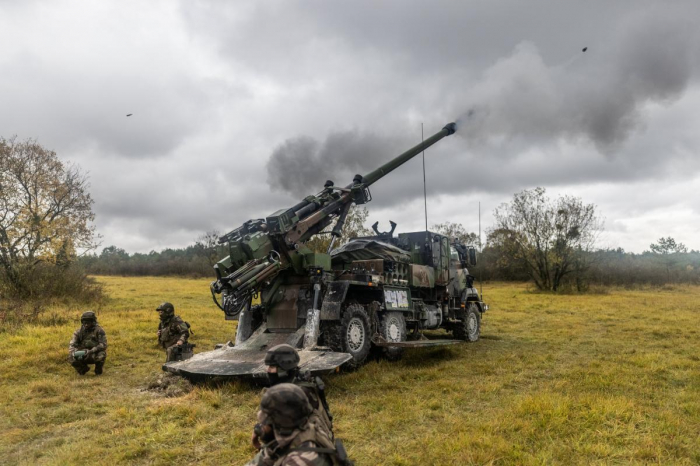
<box><xmin>1</xmin><ymin>277</ymin><xmax>699</xmax><ymax>465</ymax></box>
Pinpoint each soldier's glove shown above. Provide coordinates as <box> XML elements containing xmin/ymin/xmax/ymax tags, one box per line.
<box><xmin>252</xmin><ymin>423</ymin><xmax>272</xmax><ymax>449</ymax></box>
<box><xmin>176</xmin><ymin>340</ymin><xmax>183</xmax><ymax>346</ymax></box>
<box><xmin>251</xmin><ymin>431</ymin><xmax>261</xmax><ymax>450</ymax></box>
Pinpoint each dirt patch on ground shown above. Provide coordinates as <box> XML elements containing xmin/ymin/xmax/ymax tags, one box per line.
<box><xmin>144</xmin><ymin>372</ymin><xmax>194</xmax><ymax>397</ymax></box>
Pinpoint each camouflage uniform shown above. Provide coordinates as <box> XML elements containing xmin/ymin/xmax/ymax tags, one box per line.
<box><xmin>245</xmin><ymin>384</ymin><xmax>346</xmax><ymax>466</ymax></box>
<box><xmin>69</xmin><ymin>311</ymin><xmax>107</xmax><ymax>375</ymax></box>
<box><xmin>156</xmin><ymin>302</ymin><xmax>190</xmax><ymax>362</ymax></box>
<box><xmin>262</xmin><ymin>344</ymin><xmax>334</xmax><ymax>442</ymax></box>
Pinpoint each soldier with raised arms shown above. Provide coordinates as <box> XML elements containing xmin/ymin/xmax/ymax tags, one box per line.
<box><xmin>68</xmin><ymin>311</ymin><xmax>107</xmax><ymax>375</ymax></box>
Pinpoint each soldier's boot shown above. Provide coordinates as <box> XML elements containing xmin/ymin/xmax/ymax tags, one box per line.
<box><xmin>94</xmin><ymin>362</ymin><xmax>104</xmax><ymax>375</ymax></box>
<box><xmin>73</xmin><ymin>363</ymin><xmax>89</xmax><ymax>375</ymax></box>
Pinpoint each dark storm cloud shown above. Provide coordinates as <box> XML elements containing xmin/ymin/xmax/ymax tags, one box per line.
<box><xmin>3</xmin><ymin>1</ymin><xmax>700</xmax><ymax>252</ymax></box>
<box><xmin>188</xmin><ymin>0</ymin><xmax>631</xmax><ymax>79</ymax></box>
<box><xmin>454</xmin><ymin>8</ymin><xmax>699</xmax><ymax>151</ymax></box>
<box><xmin>266</xmin><ymin>4</ymin><xmax>700</xmax><ymax>204</ymax></box>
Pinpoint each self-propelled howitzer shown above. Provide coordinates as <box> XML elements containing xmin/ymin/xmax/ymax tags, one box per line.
<box><xmin>210</xmin><ymin>122</ymin><xmax>457</xmax><ymax>319</ymax></box>
<box><xmin>163</xmin><ymin>122</ymin><xmax>488</xmax><ymax>379</ymax></box>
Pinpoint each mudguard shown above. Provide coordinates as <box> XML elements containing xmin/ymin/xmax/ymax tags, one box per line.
<box><xmin>320</xmin><ymin>281</ymin><xmax>351</xmax><ymax>320</ymax></box>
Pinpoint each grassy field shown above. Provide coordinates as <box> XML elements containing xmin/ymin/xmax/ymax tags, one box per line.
<box><xmin>1</xmin><ymin>277</ymin><xmax>699</xmax><ymax>465</ymax></box>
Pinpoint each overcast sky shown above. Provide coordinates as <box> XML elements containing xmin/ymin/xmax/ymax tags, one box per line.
<box><xmin>2</xmin><ymin>0</ymin><xmax>699</xmax><ymax>254</ymax></box>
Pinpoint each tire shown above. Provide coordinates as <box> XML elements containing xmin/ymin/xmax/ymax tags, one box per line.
<box><xmin>378</xmin><ymin>312</ymin><xmax>406</xmax><ymax>360</ymax></box>
<box><xmin>322</xmin><ymin>303</ymin><xmax>372</xmax><ymax>369</ymax></box>
<box><xmin>454</xmin><ymin>303</ymin><xmax>481</xmax><ymax>342</ymax></box>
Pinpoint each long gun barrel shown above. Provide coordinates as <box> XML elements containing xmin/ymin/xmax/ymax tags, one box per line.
<box><xmin>282</xmin><ymin>122</ymin><xmax>457</xmax><ymax>245</ymax></box>
<box><xmin>358</xmin><ymin>122</ymin><xmax>456</xmax><ymax>187</ymax></box>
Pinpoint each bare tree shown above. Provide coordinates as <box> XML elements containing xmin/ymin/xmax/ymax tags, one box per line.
<box><xmin>431</xmin><ymin>221</ymin><xmax>479</xmax><ymax>246</ymax></box>
<box><xmin>492</xmin><ymin>187</ymin><xmax>602</xmax><ymax>291</ymax></box>
<box><xmin>0</xmin><ymin>137</ymin><xmax>97</xmax><ymax>294</ymax></box>
<box><xmin>649</xmin><ymin>236</ymin><xmax>688</xmax><ymax>282</ymax></box>
<box><xmin>196</xmin><ymin>229</ymin><xmax>222</xmax><ymax>266</ymax></box>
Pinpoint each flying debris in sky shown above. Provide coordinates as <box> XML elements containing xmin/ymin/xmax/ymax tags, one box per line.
<box><xmin>582</xmin><ymin>47</ymin><xmax>588</xmax><ymax>52</ymax></box>
<box><xmin>126</xmin><ymin>113</ymin><xmax>133</xmax><ymax>117</ymax></box>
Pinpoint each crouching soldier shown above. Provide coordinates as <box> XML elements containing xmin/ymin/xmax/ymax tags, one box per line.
<box><xmin>245</xmin><ymin>384</ymin><xmax>353</xmax><ymax>466</ymax></box>
<box><xmin>69</xmin><ymin>311</ymin><xmax>107</xmax><ymax>375</ymax></box>
<box><xmin>156</xmin><ymin>302</ymin><xmax>192</xmax><ymax>362</ymax></box>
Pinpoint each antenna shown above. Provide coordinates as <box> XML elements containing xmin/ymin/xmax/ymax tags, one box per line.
<box><xmin>422</xmin><ymin>123</ymin><xmax>428</xmax><ymax>233</ymax></box>
<box><xmin>479</xmin><ymin>201</ymin><xmax>483</xmax><ymax>299</ymax></box>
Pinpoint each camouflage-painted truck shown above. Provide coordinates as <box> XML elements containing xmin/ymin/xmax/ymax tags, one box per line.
<box><xmin>164</xmin><ymin>122</ymin><xmax>488</xmax><ymax>379</ymax></box>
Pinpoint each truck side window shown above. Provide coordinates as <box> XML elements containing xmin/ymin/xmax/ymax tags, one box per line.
<box><xmin>449</xmin><ymin>246</ymin><xmax>461</xmax><ymax>268</ymax></box>
<box><xmin>432</xmin><ymin>237</ymin><xmax>440</xmax><ymax>267</ymax></box>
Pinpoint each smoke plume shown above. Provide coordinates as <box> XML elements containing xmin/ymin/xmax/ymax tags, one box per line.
<box><xmin>266</xmin><ymin>130</ymin><xmax>407</xmax><ymax>197</ymax></box>
<box><xmin>455</xmin><ymin>9</ymin><xmax>699</xmax><ymax>152</ymax></box>
<box><xmin>268</xmin><ymin>7</ymin><xmax>700</xmax><ymax>195</ymax></box>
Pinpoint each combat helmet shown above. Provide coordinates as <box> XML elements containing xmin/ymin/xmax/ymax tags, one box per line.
<box><xmin>259</xmin><ymin>383</ymin><xmax>312</xmax><ymax>433</ymax></box>
<box><xmin>81</xmin><ymin>311</ymin><xmax>97</xmax><ymax>325</ymax></box>
<box><xmin>156</xmin><ymin>302</ymin><xmax>175</xmax><ymax>319</ymax></box>
<box><xmin>265</xmin><ymin>344</ymin><xmax>300</xmax><ymax>372</ymax></box>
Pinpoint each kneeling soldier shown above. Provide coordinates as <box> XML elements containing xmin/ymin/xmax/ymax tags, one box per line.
<box><xmin>246</xmin><ymin>384</ymin><xmax>353</xmax><ymax>466</ymax></box>
<box><xmin>69</xmin><ymin>311</ymin><xmax>107</xmax><ymax>375</ymax></box>
<box><xmin>156</xmin><ymin>302</ymin><xmax>192</xmax><ymax>362</ymax></box>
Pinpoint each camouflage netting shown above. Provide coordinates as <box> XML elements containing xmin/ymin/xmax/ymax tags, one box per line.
<box><xmin>331</xmin><ymin>239</ymin><xmax>410</xmax><ymax>264</ymax></box>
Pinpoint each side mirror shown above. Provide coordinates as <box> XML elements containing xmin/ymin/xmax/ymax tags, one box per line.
<box><xmin>468</xmin><ymin>247</ymin><xmax>477</xmax><ymax>266</ymax></box>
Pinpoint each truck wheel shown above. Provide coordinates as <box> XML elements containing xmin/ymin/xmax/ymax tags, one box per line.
<box><xmin>454</xmin><ymin>303</ymin><xmax>480</xmax><ymax>342</ymax></box>
<box><xmin>331</xmin><ymin>303</ymin><xmax>372</xmax><ymax>368</ymax></box>
<box><xmin>379</xmin><ymin>312</ymin><xmax>406</xmax><ymax>360</ymax></box>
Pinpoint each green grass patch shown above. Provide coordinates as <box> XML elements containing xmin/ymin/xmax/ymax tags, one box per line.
<box><xmin>0</xmin><ymin>278</ymin><xmax>699</xmax><ymax>464</ymax></box>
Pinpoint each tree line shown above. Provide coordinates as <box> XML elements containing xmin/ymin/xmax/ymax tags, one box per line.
<box><xmin>79</xmin><ymin>233</ymin><xmax>220</xmax><ymax>278</ymax></box>
<box><xmin>78</xmin><ymin>229</ymin><xmax>700</xmax><ymax>289</ymax></box>
<box><xmin>80</xmin><ymin>201</ymin><xmax>700</xmax><ymax>290</ymax></box>
<box><xmin>439</xmin><ymin>188</ymin><xmax>699</xmax><ymax>290</ymax></box>
<box><xmin>2</xmin><ymin>138</ymin><xmax>698</xmax><ymax>308</ymax></box>
<box><xmin>474</xmin><ymin>242</ymin><xmax>700</xmax><ymax>289</ymax></box>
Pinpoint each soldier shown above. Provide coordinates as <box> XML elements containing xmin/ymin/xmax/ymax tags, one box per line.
<box><xmin>156</xmin><ymin>302</ymin><xmax>191</xmax><ymax>362</ymax></box>
<box><xmin>264</xmin><ymin>343</ymin><xmax>305</xmax><ymax>385</ymax></box>
<box><xmin>259</xmin><ymin>345</ymin><xmax>334</xmax><ymax>441</ymax></box>
<box><xmin>245</xmin><ymin>384</ymin><xmax>352</xmax><ymax>466</ymax></box>
<box><xmin>68</xmin><ymin>311</ymin><xmax>107</xmax><ymax>375</ymax></box>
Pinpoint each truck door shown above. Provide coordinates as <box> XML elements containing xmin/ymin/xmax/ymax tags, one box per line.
<box><xmin>440</xmin><ymin>236</ymin><xmax>450</xmax><ymax>284</ymax></box>
<box><xmin>433</xmin><ymin>235</ymin><xmax>450</xmax><ymax>285</ymax></box>
<box><xmin>448</xmin><ymin>245</ymin><xmax>466</xmax><ymax>297</ymax></box>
